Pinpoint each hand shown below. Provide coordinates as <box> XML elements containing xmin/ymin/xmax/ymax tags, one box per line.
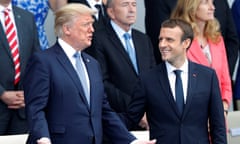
<box><xmin>138</xmin><ymin>113</ymin><xmax>149</xmax><ymax>130</ymax></box>
<box><xmin>0</xmin><ymin>91</ymin><xmax>25</xmax><ymax>109</ymax></box>
<box><xmin>131</xmin><ymin>139</ymin><xmax>157</xmax><ymax>144</ymax></box>
<box><xmin>37</xmin><ymin>137</ymin><xmax>51</xmax><ymax>144</ymax></box>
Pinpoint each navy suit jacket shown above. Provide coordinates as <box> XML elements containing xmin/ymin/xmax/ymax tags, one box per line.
<box><xmin>23</xmin><ymin>42</ymin><xmax>136</xmax><ymax>144</ymax></box>
<box><xmin>0</xmin><ymin>6</ymin><xmax>40</xmax><ymax>119</ymax></box>
<box><xmin>87</xmin><ymin>22</ymin><xmax>156</xmax><ymax>114</ymax></box>
<box><xmin>126</xmin><ymin>61</ymin><xmax>226</xmax><ymax>144</ymax></box>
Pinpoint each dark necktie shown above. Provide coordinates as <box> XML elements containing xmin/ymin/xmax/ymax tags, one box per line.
<box><xmin>95</xmin><ymin>4</ymin><xmax>104</xmax><ymax>21</ymax></box>
<box><xmin>123</xmin><ymin>33</ymin><xmax>139</xmax><ymax>74</ymax></box>
<box><xmin>74</xmin><ymin>52</ymin><xmax>90</xmax><ymax>105</ymax></box>
<box><xmin>174</xmin><ymin>70</ymin><xmax>184</xmax><ymax>114</ymax></box>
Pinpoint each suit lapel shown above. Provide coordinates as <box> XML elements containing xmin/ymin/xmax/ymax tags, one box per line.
<box><xmin>13</xmin><ymin>7</ymin><xmax>24</xmax><ymax>59</ymax></box>
<box><xmin>82</xmin><ymin>53</ymin><xmax>98</xmax><ymax>111</ymax></box>
<box><xmin>12</xmin><ymin>6</ymin><xmax>29</xmax><ymax>71</ymax></box>
<box><xmin>188</xmin><ymin>39</ymin><xmax>210</xmax><ymax>66</ymax></box>
<box><xmin>158</xmin><ymin>63</ymin><xmax>180</xmax><ymax>117</ymax></box>
<box><xmin>107</xmin><ymin>25</ymin><xmax>138</xmax><ymax>74</ymax></box>
<box><xmin>55</xmin><ymin>44</ymin><xmax>90</xmax><ymax>109</ymax></box>
<box><xmin>0</xmin><ymin>14</ymin><xmax>13</xmax><ymax>61</ymax></box>
<box><xmin>182</xmin><ymin>61</ymin><xmax>198</xmax><ymax>119</ymax></box>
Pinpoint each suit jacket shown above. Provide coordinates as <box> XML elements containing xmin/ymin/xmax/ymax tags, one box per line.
<box><xmin>187</xmin><ymin>37</ymin><xmax>232</xmax><ymax>106</ymax></box>
<box><xmin>232</xmin><ymin>0</ymin><xmax>240</xmax><ymax>100</ymax></box>
<box><xmin>23</xmin><ymin>42</ymin><xmax>136</xmax><ymax>144</ymax></box>
<box><xmin>0</xmin><ymin>6</ymin><xmax>40</xmax><ymax>118</ymax></box>
<box><xmin>127</xmin><ymin>61</ymin><xmax>226</xmax><ymax>144</ymax></box>
<box><xmin>88</xmin><ymin>22</ymin><xmax>156</xmax><ymax>113</ymax></box>
<box><xmin>144</xmin><ymin>0</ymin><xmax>239</xmax><ymax>76</ymax></box>
<box><xmin>68</xmin><ymin>0</ymin><xmax>108</xmax><ymax>31</ymax></box>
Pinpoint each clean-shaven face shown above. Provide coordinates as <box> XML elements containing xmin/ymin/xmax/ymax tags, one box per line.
<box><xmin>195</xmin><ymin>0</ymin><xmax>215</xmax><ymax>22</ymax></box>
<box><xmin>108</xmin><ymin>0</ymin><xmax>137</xmax><ymax>30</ymax></box>
<box><xmin>65</xmin><ymin>14</ymin><xmax>95</xmax><ymax>51</ymax></box>
<box><xmin>158</xmin><ymin>26</ymin><xmax>188</xmax><ymax>67</ymax></box>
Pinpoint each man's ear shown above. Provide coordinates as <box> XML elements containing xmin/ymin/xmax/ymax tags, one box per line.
<box><xmin>62</xmin><ymin>24</ymin><xmax>71</xmax><ymax>35</ymax></box>
<box><xmin>107</xmin><ymin>8</ymin><xmax>114</xmax><ymax>20</ymax></box>
<box><xmin>183</xmin><ymin>38</ymin><xmax>191</xmax><ymax>50</ymax></box>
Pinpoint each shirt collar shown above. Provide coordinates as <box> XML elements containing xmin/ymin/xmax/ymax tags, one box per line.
<box><xmin>58</xmin><ymin>38</ymin><xmax>81</xmax><ymax>59</ymax></box>
<box><xmin>0</xmin><ymin>3</ymin><xmax>12</xmax><ymax>12</ymax></box>
<box><xmin>87</xmin><ymin>0</ymin><xmax>102</xmax><ymax>8</ymax></box>
<box><xmin>110</xmin><ymin>20</ymin><xmax>132</xmax><ymax>38</ymax></box>
<box><xmin>165</xmin><ymin>59</ymin><xmax>189</xmax><ymax>74</ymax></box>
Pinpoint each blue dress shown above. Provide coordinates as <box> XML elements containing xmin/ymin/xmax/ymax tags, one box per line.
<box><xmin>12</xmin><ymin>0</ymin><xmax>50</xmax><ymax>50</ymax></box>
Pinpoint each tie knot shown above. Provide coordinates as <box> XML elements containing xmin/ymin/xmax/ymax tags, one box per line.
<box><xmin>73</xmin><ymin>52</ymin><xmax>81</xmax><ymax>58</ymax></box>
<box><xmin>123</xmin><ymin>33</ymin><xmax>131</xmax><ymax>40</ymax></box>
<box><xmin>95</xmin><ymin>4</ymin><xmax>102</xmax><ymax>10</ymax></box>
<box><xmin>174</xmin><ymin>70</ymin><xmax>182</xmax><ymax>76</ymax></box>
<box><xmin>3</xmin><ymin>8</ymin><xmax>10</xmax><ymax>16</ymax></box>
<box><xmin>95</xmin><ymin>4</ymin><xmax>103</xmax><ymax>14</ymax></box>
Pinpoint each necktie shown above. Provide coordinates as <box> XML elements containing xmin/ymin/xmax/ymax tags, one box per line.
<box><xmin>4</xmin><ymin>9</ymin><xmax>21</xmax><ymax>85</ymax></box>
<box><xmin>123</xmin><ymin>33</ymin><xmax>138</xmax><ymax>74</ymax></box>
<box><xmin>174</xmin><ymin>70</ymin><xmax>184</xmax><ymax>115</ymax></box>
<box><xmin>95</xmin><ymin>4</ymin><xmax>104</xmax><ymax>21</ymax></box>
<box><xmin>74</xmin><ymin>52</ymin><xmax>90</xmax><ymax>105</ymax></box>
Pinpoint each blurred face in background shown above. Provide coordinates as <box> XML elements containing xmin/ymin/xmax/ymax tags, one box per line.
<box><xmin>107</xmin><ymin>0</ymin><xmax>137</xmax><ymax>31</ymax></box>
<box><xmin>195</xmin><ymin>0</ymin><xmax>215</xmax><ymax>22</ymax></box>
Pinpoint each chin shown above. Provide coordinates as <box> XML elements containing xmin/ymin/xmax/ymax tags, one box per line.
<box><xmin>161</xmin><ymin>56</ymin><xmax>168</xmax><ymax>61</ymax></box>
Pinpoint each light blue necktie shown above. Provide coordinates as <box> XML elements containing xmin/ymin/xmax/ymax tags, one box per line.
<box><xmin>123</xmin><ymin>33</ymin><xmax>139</xmax><ymax>74</ymax></box>
<box><xmin>74</xmin><ymin>52</ymin><xmax>90</xmax><ymax>105</ymax></box>
<box><xmin>174</xmin><ymin>70</ymin><xmax>184</xmax><ymax>115</ymax></box>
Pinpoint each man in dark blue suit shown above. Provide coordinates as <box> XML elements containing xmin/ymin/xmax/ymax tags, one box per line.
<box><xmin>23</xmin><ymin>3</ymin><xmax>156</xmax><ymax>144</ymax></box>
<box><xmin>125</xmin><ymin>19</ymin><xmax>226</xmax><ymax>144</ymax></box>
<box><xmin>144</xmin><ymin>0</ymin><xmax>239</xmax><ymax>78</ymax></box>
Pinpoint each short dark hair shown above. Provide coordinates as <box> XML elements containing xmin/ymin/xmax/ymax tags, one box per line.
<box><xmin>161</xmin><ymin>19</ymin><xmax>194</xmax><ymax>43</ymax></box>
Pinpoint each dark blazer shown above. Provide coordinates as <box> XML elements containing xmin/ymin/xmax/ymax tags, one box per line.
<box><xmin>144</xmin><ymin>0</ymin><xmax>239</xmax><ymax>76</ymax></box>
<box><xmin>126</xmin><ymin>61</ymin><xmax>226</xmax><ymax>144</ymax></box>
<box><xmin>0</xmin><ymin>6</ymin><xmax>39</xmax><ymax>120</ymax></box>
<box><xmin>68</xmin><ymin>0</ymin><xmax>108</xmax><ymax>31</ymax></box>
<box><xmin>23</xmin><ymin>42</ymin><xmax>136</xmax><ymax>144</ymax></box>
<box><xmin>88</xmin><ymin>22</ymin><xmax>156</xmax><ymax>114</ymax></box>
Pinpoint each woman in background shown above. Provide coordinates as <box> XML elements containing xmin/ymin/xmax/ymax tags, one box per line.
<box><xmin>12</xmin><ymin>0</ymin><xmax>56</xmax><ymax>50</ymax></box>
<box><xmin>171</xmin><ymin>0</ymin><xmax>232</xmax><ymax>115</ymax></box>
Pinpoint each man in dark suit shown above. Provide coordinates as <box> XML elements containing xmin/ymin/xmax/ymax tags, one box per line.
<box><xmin>67</xmin><ymin>0</ymin><xmax>108</xmax><ymax>31</ymax></box>
<box><xmin>0</xmin><ymin>0</ymin><xmax>40</xmax><ymax>135</ymax></box>
<box><xmin>125</xmin><ymin>19</ymin><xmax>226</xmax><ymax>144</ymax></box>
<box><xmin>23</xmin><ymin>3</ymin><xmax>156</xmax><ymax>144</ymax></box>
<box><xmin>89</xmin><ymin>0</ymin><xmax>156</xmax><ymax>130</ymax></box>
<box><xmin>144</xmin><ymin>0</ymin><xmax>239</xmax><ymax>77</ymax></box>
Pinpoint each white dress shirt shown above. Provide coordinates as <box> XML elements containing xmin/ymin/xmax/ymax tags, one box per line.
<box><xmin>166</xmin><ymin>60</ymin><xmax>189</xmax><ymax>103</ymax></box>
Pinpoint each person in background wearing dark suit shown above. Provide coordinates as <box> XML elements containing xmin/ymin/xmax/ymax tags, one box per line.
<box><xmin>144</xmin><ymin>0</ymin><xmax>239</xmax><ymax>78</ymax></box>
<box><xmin>23</xmin><ymin>3</ymin><xmax>156</xmax><ymax>144</ymax></box>
<box><xmin>231</xmin><ymin>0</ymin><xmax>240</xmax><ymax>110</ymax></box>
<box><xmin>0</xmin><ymin>0</ymin><xmax>40</xmax><ymax>135</ymax></box>
<box><xmin>125</xmin><ymin>19</ymin><xmax>226</xmax><ymax>144</ymax></box>
<box><xmin>89</xmin><ymin>0</ymin><xmax>156</xmax><ymax>131</ymax></box>
<box><xmin>56</xmin><ymin>0</ymin><xmax>109</xmax><ymax>31</ymax></box>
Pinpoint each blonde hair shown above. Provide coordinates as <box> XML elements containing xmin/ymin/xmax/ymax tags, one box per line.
<box><xmin>171</xmin><ymin>0</ymin><xmax>221</xmax><ymax>43</ymax></box>
<box><xmin>54</xmin><ymin>3</ymin><xmax>96</xmax><ymax>37</ymax></box>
